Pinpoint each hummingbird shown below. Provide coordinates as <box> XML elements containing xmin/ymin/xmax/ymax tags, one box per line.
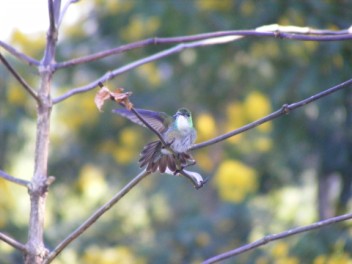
<box><xmin>112</xmin><ymin>108</ymin><xmax>197</xmax><ymax>173</ymax></box>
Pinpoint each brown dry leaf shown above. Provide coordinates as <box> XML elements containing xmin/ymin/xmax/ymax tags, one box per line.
<box><xmin>94</xmin><ymin>85</ymin><xmax>133</xmax><ymax>111</ymax></box>
<box><xmin>94</xmin><ymin>86</ymin><xmax>111</xmax><ymax>112</ymax></box>
<box><xmin>110</xmin><ymin>88</ymin><xmax>133</xmax><ymax>110</ymax></box>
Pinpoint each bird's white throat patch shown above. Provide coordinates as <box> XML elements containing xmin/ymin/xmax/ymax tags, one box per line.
<box><xmin>176</xmin><ymin>115</ymin><xmax>191</xmax><ymax>131</ymax></box>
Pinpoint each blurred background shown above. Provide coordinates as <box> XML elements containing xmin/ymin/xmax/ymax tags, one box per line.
<box><xmin>1</xmin><ymin>0</ymin><xmax>352</xmax><ymax>263</ymax></box>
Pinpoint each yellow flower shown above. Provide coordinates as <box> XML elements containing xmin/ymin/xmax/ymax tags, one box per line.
<box><xmin>254</xmin><ymin>137</ymin><xmax>272</xmax><ymax>152</ymax></box>
<box><xmin>271</xmin><ymin>242</ymin><xmax>289</xmax><ymax>258</ymax></box>
<box><xmin>77</xmin><ymin>164</ymin><xmax>107</xmax><ymax>201</ymax></box>
<box><xmin>214</xmin><ymin>160</ymin><xmax>257</xmax><ymax>203</ymax></box>
<box><xmin>194</xmin><ymin>152</ymin><xmax>214</xmax><ymax>172</ymax></box>
<box><xmin>196</xmin><ymin>113</ymin><xmax>217</xmax><ymax>141</ymax></box>
<box><xmin>136</xmin><ymin>63</ymin><xmax>162</xmax><ymax>87</ymax></box>
<box><xmin>243</xmin><ymin>91</ymin><xmax>272</xmax><ymax>132</ymax></box>
<box><xmin>121</xmin><ymin>15</ymin><xmax>160</xmax><ymax>42</ymax></box>
<box><xmin>82</xmin><ymin>246</ymin><xmax>144</xmax><ymax>264</ymax></box>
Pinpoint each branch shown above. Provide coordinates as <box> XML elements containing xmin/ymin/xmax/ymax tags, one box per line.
<box><xmin>202</xmin><ymin>212</ymin><xmax>352</xmax><ymax>264</ymax></box>
<box><xmin>0</xmin><ymin>232</ymin><xmax>27</xmax><ymax>253</ymax></box>
<box><xmin>53</xmin><ymin>36</ymin><xmax>243</xmax><ymax>104</ymax></box>
<box><xmin>44</xmin><ymin>170</ymin><xmax>151</xmax><ymax>264</ymax></box>
<box><xmin>41</xmin><ymin>0</ymin><xmax>60</xmax><ymax>66</ymax></box>
<box><xmin>58</xmin><ymin>0</ymin><xmax>80</xmax><ymax>27</ymax></box>
<box><xmin>191</xmin><ymin>77</ymin><xmax>352</xmax><ymax>151</ymax></box>
<box><xmin>0</xmin><ymin>169</ymin><xmax>30</xmax><ymax>187</ymax></box>
<box><xmin>54</xmin><ymin>25</ymin><xmax>352</xmax><ymax>69</ymax></box>
<box><xmin>0</xmin><ymin>52</ymin><xmax>40</xmax><ymax>103</ymax></box>
<box><xmin>48</xmin><ymin>0</ymin><xmax>56</xmax><ymax>33</ymax></box>
<box><xmin>53</xmin><ymin>0</ymin><xmax>62</xmax><ymax>27</ymax></box>
<box><xmin>0</xmin><ymin>40</ymin><xmax>40</xmax><ymax>66</ymax></box>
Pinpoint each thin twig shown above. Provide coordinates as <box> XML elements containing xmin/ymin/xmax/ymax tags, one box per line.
<box><xmin>53</xmin><ymin>36</ymin><xmax>243</xmax><ymax>104</ymax></box>
<box><xmin>0</xmin><ymin>52</ymin><xmax>39</xmax><ymax>103</ymax></box>
<box><xmin>0</xmin><ymin>232</ymin><xmax>27</xmax><ymax>253</ymax></box>
<box><xmin>41</xmin><ymin>0</ymin><xmax>60</xmax><ymax>66</ymax></box>
<box><xmin>191</xmin><ymin>77</ymin><xmax>352</xmax><ymax>151</ymax></box>
<box><xmin>58</xmin><ymin>0</ymin><xmax>80</xmax><ymax>27</ymax></box>
<box><xmin>53</xmin><ymin>0</ymin><xmax>62</xmax><ymax>27</ymax></box>
<box><xmin>44</xmin><ymin>170</ymin><xmax>151</xmax><ymax>264</ymax></box>
<box><xmin>54</xmin><ymin>26</ymin><xmax>352</xmax><ymax>69</ymax></box>
<box><xmin>202</xmin><ymin>212</ymin><xmax>352</xmax><ymax>264</ymax></box>
<box><xmin>0</xmin><ymin>40</ymin><xmax>40</xmax><ymax>66</ymax></box>
<box><xmin>0</xmin><ymin>169</ymin><xmax>30</xmax><ymax>187</ymax></box>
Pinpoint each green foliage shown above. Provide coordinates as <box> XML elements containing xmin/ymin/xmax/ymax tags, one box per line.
<box><xmin>1</xmin><ymin>0</ymin><xmax>352</xmax><ymax>263</ymax></box>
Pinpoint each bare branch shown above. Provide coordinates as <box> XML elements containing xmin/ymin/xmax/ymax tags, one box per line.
<box><xmin>191</xmin><ymin>78</ymin><xmax>352</xmax><ymax>151</ymax></box>
<box><xmin>202</xmin><ymin>212</ymin><xmax>352</xmax><ymax>264</ymax></box>
<box><xmin>58</xmin><ymin>0</ymin><xmax>80</xmax><ymax>28</ymax></box>
<box><xmin>0</xmin><ymin>232</ymin><xmax>27</xmax><ymax>253</ymax></box>
<box><xmin>0</xmin><ymin>52</ymin><xmax>39</xmax><ymax>103</ymax></box>
<box><xmin>0</xmin><ymin>40</ymin><xmax>40</xmax><ymax>66</ymax></box>
<box><xmin>24</xmin><ymin>1</ymin><xmax>61</xmax><ymax>263</ymax></box>
<box><xmin>53</xmin><ymin>0</ymin><xmax>62</xmax><ymax>27</ymax></box>
<box><xmin>48</xmin><ymin>0</ymin><xmax>56</xmax><ymax>33</ymax></box>
<box><xmin>53</xmin><ymin>36</ymin><xmax>243</xmax><ymax>104</ymax></box>
<box><xmin>54</xmin><ymin>39</ymin><xmax>156</xmax><ymax>69</ymax></box>
<box><xmin>54</xmin><ymin>25</ymin><xmax>352</xmax><ymax>69</ymax></box>
<box><xmin>44</xmin><ymin>170</ymin><xmax>151</xmax><ymax>264</ymax></box>
<box><xmin>42</xmin><ymin>0</ymin><xmax>60</xmax><ymax>66</ymax></box>
<box><xmin>0</xmin><ymin>169</ymin><xmax>30</xmax><ymax>187</ymax></box>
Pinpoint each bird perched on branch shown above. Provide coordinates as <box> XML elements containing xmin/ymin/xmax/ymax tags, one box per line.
<box><xmin>112</xmin><ymin>108</ymin><xmax>197</xmax><ymax>173</ymax></box>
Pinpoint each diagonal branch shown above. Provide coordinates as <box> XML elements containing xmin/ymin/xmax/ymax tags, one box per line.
<box><xmin>0</xmin><ymin>52</ymin><xmax>39</xmax><ymax>103</ymax></box>
<box><xmin>44</xmin><ymin>169</ymin><xmax>151</xmax><ymax>264</ymax></box>
<box><xmin>0</xmin><ymin>169</ymin><xmax>30</xmax><ymax>187</ymax></box>
<box><xmin>52</xmin><ymin>25</ymin><xmax>352</xmax><ymax>104</ymax></box>
<box><xmin>0</xmin><ymin>40</ymin><xmax>40</xmax><ymax>66</ymax></box>
<box><xmin>54</xmin><ymin>25</ymin><xmax>352</xmax><ymax>69</ymax></box>
<box><xmin>52</xmin><ymin>36</ymin><xmax>242</xmax><ymax>104</ymax></box>
<box><xmin>190</xmin><ymin>77</ymin><xmax>352</xmax><ymax>151</ymax></box>
<box><xmin>0</xmin><ymin>232</ymin><xmax>27</xmax><ymax>253</ymax></box>
<box><xmin>202</xmin><ymin>212</ymin><xmax>352</xmax><ymax>264</ymax></box>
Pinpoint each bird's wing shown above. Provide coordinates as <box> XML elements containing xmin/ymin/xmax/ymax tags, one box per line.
<box><xmin>112</xmin><ymin>108</ymin><xmax>169</xmax><ymax>133</ymax></box>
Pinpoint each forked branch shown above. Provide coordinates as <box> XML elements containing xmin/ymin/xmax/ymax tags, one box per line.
<box><xmin>53</xmin><ymin>36</ymin><xmax>243</xmax><ymax>104</ymax></box>
<box><xmin>54</xmin><ymin>25</ymin><xmax>352</xmax><ymax>69</ymax></box>
<box><xmin>52</xmin><ymin>25</ymin><xmax>352</xmax><ymax>104</ymax></box>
